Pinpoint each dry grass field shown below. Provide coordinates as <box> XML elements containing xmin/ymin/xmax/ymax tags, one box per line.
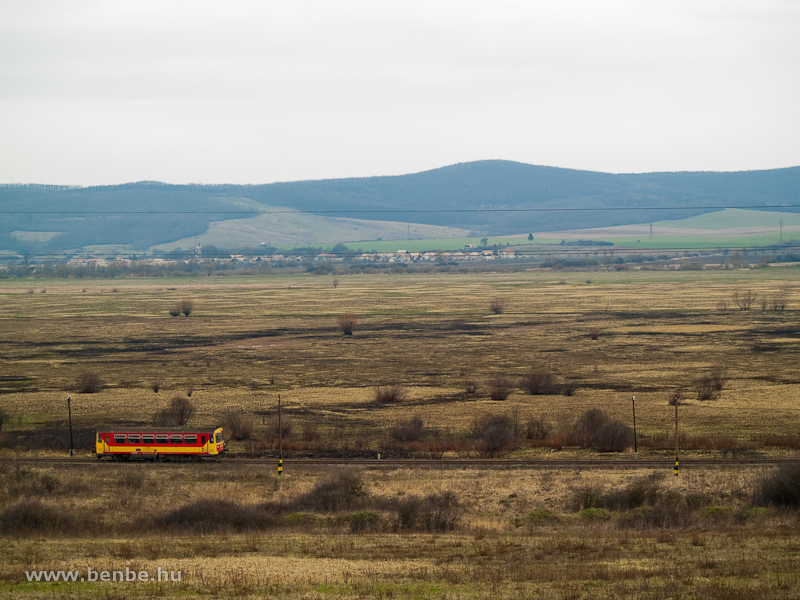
<box><xmin>2</xmin><ymin>268</ymin><xmax>800</xmax><ymax>598</ymax></box>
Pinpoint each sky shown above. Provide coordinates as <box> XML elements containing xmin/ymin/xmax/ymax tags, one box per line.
<box><xmin>1</xmin><ymin>0</ymin><xmax>798</xmax><ymax>185</ymax></box>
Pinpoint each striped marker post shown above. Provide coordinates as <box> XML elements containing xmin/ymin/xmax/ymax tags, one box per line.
<box><xmin>278</xmin><ymin>395</ymin><xmax>283</xmax><ymax>476</ymax></box>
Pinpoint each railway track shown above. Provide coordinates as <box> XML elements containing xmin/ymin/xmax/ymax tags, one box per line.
<box><xmin>4</xmin><ymin>456</ymin><xmax>799</xmax><ymax>469</ymax></box>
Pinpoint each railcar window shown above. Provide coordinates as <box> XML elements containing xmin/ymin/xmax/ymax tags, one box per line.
<box><xmin>200</xmin><ymin>436</ymin><xmax>205</xmax><ymax>444</ymax></box>
<box><xmin>170</xmin><ymin>434</ymin><xmax>183</xmax><ymax>444</ymax></box>
<box><xmin>155</xmin><ymin>435</ymin><xmax>169</xmax><ymax>444</ymax></box>
<box><xmin>184</xmin><ymin>435</ymin><xmax>197</xmax><ymax>443</ymax></box>
<box><xmin>128</xmin><ymin>435</ymin><xmax>140</xmax><ymax>444</ymax></box>
<box><xmin>97</xmin><ymin>434</ymin><xmax>101</xmax><ymax>443</ymax></box>
<box><xmin>142</xmin><ymin>435</ymin><xmax>155</xmax><ymax>444</ymax></box>
<box><xmin>114</xmin><ymin>434</ymin><xmax>126</xmax><ymax>444</ymax></box>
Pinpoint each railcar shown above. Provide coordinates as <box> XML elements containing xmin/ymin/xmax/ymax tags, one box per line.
<box><xmin>95</xmin><ymin>427</ymin><xmax>226</xmax><ymax>460</ymax></box>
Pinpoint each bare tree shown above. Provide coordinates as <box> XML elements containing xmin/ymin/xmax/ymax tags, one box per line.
<box><xmin>732</xmin><ymin>289</ymin><xmax>756</xmax><ymax>311</ymax></box>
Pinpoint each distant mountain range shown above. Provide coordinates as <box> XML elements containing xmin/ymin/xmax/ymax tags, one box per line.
<box><xmin>1</xmin><ymin>160</ymin><xmax>798</xmax><ymax>255</ymax></box>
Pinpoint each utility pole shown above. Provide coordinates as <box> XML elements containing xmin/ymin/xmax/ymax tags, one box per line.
<box><xmin>674</xmin><ymin>397</ymin><xmax>679</xmax><ymax>476</ymax></box>
<box><xmin>632</xmin><ymin>395</ymin><xmax>638</xmax><ymax>459</ymax></box>
<box><xmin>277</xmin><ymin>395</ymin><xmax>283</xmax><ymax>476</ymax></box>
<box><xmin>67</xmin><ymin>395</ymin><xmax>74</xmax><ymax>457</ymax></box>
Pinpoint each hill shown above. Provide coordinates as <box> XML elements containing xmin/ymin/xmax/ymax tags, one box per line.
<box><xmin>1</xmin><ymin>161</ymin><xmax>798</xmax><ymax>255</ymax></box>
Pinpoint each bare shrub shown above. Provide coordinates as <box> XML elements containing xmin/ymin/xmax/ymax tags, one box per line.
<box><xmin>75</xmin><ymin>370</ymin><xmax>103</xmax><ymax>394</ymax></box>
<box><xmin>754</xmin><ymin>463</ymin><xmax>800</xmax><ymax>508</ymax></box>
<box><xmin>336</xmin><ymin>313</ymin><xmax>358</xmax><ymax>335</ymax></box>
<box><xmin>0</xmin><ymin>499</ymin><xmax>74</xmax><ymax>534</ymax></box>
<box><xmin>156</xmin><ymin>498</ymin><xmax>277</xmax><ymax>532</ymax></box>
<box><xmin>390</xmin><ymin>415</ymin><xmax>425</xmax><ymax>443</ymax></box>
<box><xmin>154</xmin><ymin>395</ymin><xmax>194</xmax><ymax>427</ymax></box>
<box><xmin>488</xmin><ymin>377</ymin><xmax>513</xmax><ymax>401</ymax></box>
<box><xmin>732</xmin><ymin>289</ymin><xmax>756</xmax><ymax>311</ymax></box>
<box><xmin>562</xmin><ymin>380</ymin><xmax>579</xmax><ymax>397</ymax></box>
<box><xmin>178</xmin><ymin>299</ymin><xmax>194</xmax><ymax>316</ymax></box>
<box><xmin>592</xmin><ymin>420</ymin><xmax>634</xmax><ymax>452</ymax></box>
<box><xmin>301</xmin><ymin>421</ymin><xmax>321</xmax><ymax>442</ymax></box>
<box><xmin>715</xmin><ymin>299</ymin><xmax>729</xmax><ymax>311</ymax></box>
<box><xmin>709</xmin><ymin>365</ymin><xmax>728</xmax><ymax>391</ymax></box>
<box><xmin>770</xmin><ymin>288</ymin><xmax>789</xmax><ymax>311</ymax></box>
<box><xmin>602</xmin><ymin>474</ymin><xmax>665</xmax><ymax>510</ymax></box>
<box><xmin>150</xmin><ymin>375</ymin><xmax>163</xmax><ymax>393</ymax></box>
<box><xmin>521</xmin><ymin>367</ymin><xmax>558</xmax><ymax>395</ymax></box>
<box><xmin>568</xmin><ymin>485</ymin><xmax>604</xmax><ymax>512</ymax></box>
<box><xmin>588</xmin><ymin>327</ymin><xmax>601</xmax><ymax>340</ymax></box>
<box><xmin>573</xmin><ymin>408</ymin><xmax>611</xmax><ymax>448</ymax></box>
<box><xmin>222</xmin><ymin>411</ymin><xmax>256</xmax><ymax>441</ymax></box>
<box><xmin>464</xmin><ymin>381</ymin><xmax>478</xmax><ymax>395</ymax></box>
<box><xmin>489</xmin><ymin>297</ymin><xmax>506</xmax><ymax>314</ymax></box>
<box><xmin>694</xmin><ymin>375</ymin><xmax>720</xmax><ymax>401</ymax></box>
<box><xmin>0</xmin><ymin>407</ymin><xmax>7</xmax><ymax>434</ymax></box>
<box><xmin>373</xmin><ymin>385</ymin><xmax>407</xmax><ymax>404</ymax></box>
<box><xmin>266</xmin><ymin>413</ymin><xmax>294</xmax><ymax>440</ymax></box>
<box><xmin>524</xmin><ymin>416</ymin><xmax>552</xmax><ymax>441</ymax></box>
<box><xmin>393</xmin><ymin>491</ymin><xmax>462</xmax><ymax>532</ymax></box>
<box><xmin>472</xmin><ymin>413</ymin><xmax>517</xmax><ymax>458</ymax></box>
<box><xmin>294</xmin><ymin>469</ymin><xmax>368</xmax><ymax>513</ymax></box>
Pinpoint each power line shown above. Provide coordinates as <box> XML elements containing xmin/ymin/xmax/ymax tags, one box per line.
<box><xmin>2</xmin><ymin>204</ymin><xmax>800</xmax><ymax>215</ymax></box>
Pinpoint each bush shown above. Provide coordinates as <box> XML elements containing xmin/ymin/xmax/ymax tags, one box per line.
<box><xmin>521</xmin><ymin>368</ymin><xmax>559</xmax><ymax>395</ymax></box>
<box><xmin>336</xmin><ymin>313</ymin><xmax>358</xmax><ymax>335</ymax></box>
<box><xmin>222</xmin><ymin>411</ymin><xmax>256</xmax><ymax>441</ymax></box>
<box><xmin>156</xmin><ymin>499</ymin><xmax>276</xmax><ymax>532</ymax></box>
<box><xmin>294</xmin><ymin>470</ymin><xmax>368</xmax><ymax>513</ymax></box>
<box><xmin>488</xmin><ymin>377</ymin><xmax>513</xmax><ymax>401</ymax></box>
<box><xmin>169</xmin><ymin>298</ymin><xmax>195</xmax><ymax>317</ymax></box>
<box><xmin>592</xmin><ymin>420</ymin><xmax>634</xmax><ymax>452</ymax></box>
<box><xmin>694</xmin><ymin>375</ymin><xmax>721</xmax><ymax>401</ymax></box>
<box><xmin>0</xmin><ymin>499</ymin><xmax>73</xmax><ymax>533</ymax></box>
<box><xmin>754</xmin><ymin>463</ymin><xmax>800</xmax><ymax>508</ymax></box>
<box><xmin>347</xmin><ymin>510</ymin><xmax>385</xmax><ymax>532</ymax></box>
<box><xmin>472</xmin><ymin>413</ymin><xmax>517</xmax><ymax>458</ymax></box>
<box><xmin>524</xmin><ymin>416</ymin><xmax>552</xmax><ymax>441</ymax></box>
<box><xmin>394</xmin><ymin>491</ymin><xmax>461</xmax><ymax>532</ymax></box>
<box><xmin>0</xmin><ymin>407</ymin><xmax>7</xmax><ymax>433</ymax></box>
<box><xmin>573</xmin><ymin>408</ymin><xmax>611</xmax><ymax>448</ymax></box>
<box><xmin>154</xmin><ymin>395</ymin><xmax>194</xmax><ymax>427</ymax></box>
<box><xmin>373</xmin><ymin>385</ymin><xmax>407</xmax><ymax>404</ymax></box>
<box><xmin>489</xmin><ymin>297</ymin><xmax>506</xmax><ymax>314</ymax></box>
<box><xmin>562</xmin><ymin>381</ymin><xmax>579</xmax><ymax>396</ymax></box>
<box><xmin>602</xmin><ymin>474</ymin><xmax>665</xmax><ymax>510</ymax></box>
<box><xmin>390</xmin><ymin>415</ymin><xmax>425</xmax><ymax>442</ymax></box>
<box><xmin>75</xmin><ymin>370</ymin><xmax>103</xmax><ymax>394</ymax></box>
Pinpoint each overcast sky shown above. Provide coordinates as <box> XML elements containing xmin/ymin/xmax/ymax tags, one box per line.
<box><xmin>1</xmin><ymin>0</ymin><xmax>798</xmax><ymax>185</ymax></box>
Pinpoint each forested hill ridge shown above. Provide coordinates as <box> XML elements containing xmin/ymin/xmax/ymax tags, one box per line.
<box><xmin>1</xmin><ymin>160</ymin><xmax>799</xmax><ymax>255</ymax></box>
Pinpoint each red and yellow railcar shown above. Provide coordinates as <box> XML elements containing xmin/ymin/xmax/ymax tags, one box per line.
<box><xmin>95</xmin><ymin>427</ymin><xmax>225</xmax><ymax>460</ymax></box>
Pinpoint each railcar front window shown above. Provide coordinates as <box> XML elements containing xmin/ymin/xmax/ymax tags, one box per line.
<box><xmin>215</xmin><ymin>433</ymin><xmax>224</xmax><ymax>443</ymax></box>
